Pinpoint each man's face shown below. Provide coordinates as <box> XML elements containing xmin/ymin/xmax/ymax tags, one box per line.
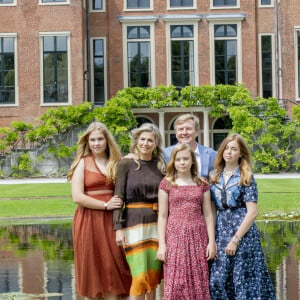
<box><xmin>175</xmin><ymin>119</ymin><xmax>198</xmax><ymax>146</ymax></box>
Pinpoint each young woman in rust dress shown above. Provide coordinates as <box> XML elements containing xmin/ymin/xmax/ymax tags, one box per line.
<box><xmin>67</xmin><ymin>122</ymin><xmax>131</xmax><ymax>300</ymax></box>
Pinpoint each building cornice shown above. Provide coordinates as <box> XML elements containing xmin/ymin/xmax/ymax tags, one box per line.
<box><xmin>205</xmin><ymin>13</ymin><xmax>246</xmax><ymax>21</ymax></box>
<box><xmin>161</xmin><ymin>14</ymin><xmax>202</xmax><ymax>22</ymax></box>
<box><xmin>118</xmin><ymin>15</ymin><xmax>159</xmax><ymax>23</ymax></box>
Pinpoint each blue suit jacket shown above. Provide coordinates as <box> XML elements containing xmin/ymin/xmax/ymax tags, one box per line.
<box><xmin>163</xmin><ymin>143</ymin><xmax>217</xmax><ymax>178</ymax></box>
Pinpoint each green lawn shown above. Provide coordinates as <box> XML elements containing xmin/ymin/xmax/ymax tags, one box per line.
<box><xmin>0</xmin><ymin>179</ymin><xmax>299</xmax><ymax>225</ymax></box>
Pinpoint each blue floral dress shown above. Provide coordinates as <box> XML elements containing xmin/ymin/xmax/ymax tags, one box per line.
<box><xmin>209</xmin><ymin>169</ymin><xmax>275</xmax><ymax>300</ymax></box>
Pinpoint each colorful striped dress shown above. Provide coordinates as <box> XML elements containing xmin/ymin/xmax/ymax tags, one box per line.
<box><xmin>114</xmin><ymin>158</ymin><xmax>163</xmax><ymax>296</ymax></box>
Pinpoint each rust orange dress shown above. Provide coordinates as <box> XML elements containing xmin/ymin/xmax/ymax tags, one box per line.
<box><xmin>72</xmin><ymin>155</ymin><xmax>132</xmax><ymax>298</ymax></box>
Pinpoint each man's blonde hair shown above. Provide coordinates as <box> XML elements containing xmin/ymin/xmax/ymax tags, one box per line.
<box><xmin>174</xmin><ymin>114</ymin><xmax>200</xmax><ymax>132</ymax></box>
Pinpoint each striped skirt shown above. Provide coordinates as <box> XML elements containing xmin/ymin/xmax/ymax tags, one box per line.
<box><xmin>123</xmin><ymin>202</ymin><xmax>162</xmax><ymax>296</ymax></box>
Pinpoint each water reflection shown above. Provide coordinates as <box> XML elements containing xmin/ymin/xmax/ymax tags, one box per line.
<box><xmin>0</xmin><ymin>221</ymin><xmax>299</xmax><ymax>299</ymax></box>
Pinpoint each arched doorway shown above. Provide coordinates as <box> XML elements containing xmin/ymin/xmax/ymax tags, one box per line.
<box><xmin>212</xmin><ymin>116</ymin><xmax>232</xmax><ymax>150</ymax></box>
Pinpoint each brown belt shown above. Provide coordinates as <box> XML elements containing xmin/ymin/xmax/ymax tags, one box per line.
<box><xmin>125</xmin><ymin>202</ymin><xmax>158</xmax><ymax>211</ymax></box>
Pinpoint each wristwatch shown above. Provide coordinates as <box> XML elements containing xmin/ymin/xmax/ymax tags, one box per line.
<box><xmin>104</xmin><ymin>202</ymin><xmax>108</xmax><ymax>210</ymax></box>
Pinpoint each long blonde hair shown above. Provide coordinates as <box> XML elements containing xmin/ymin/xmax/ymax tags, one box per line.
<box><xmin>67</xmin><ymin>122</ymin><xmax>121</xmax><ymax>181</ymax></box>
<box><xmin>130</xmin><ymin>123</ymin><xmax>166</xmax><ymax>174</ymax></box>
<box><xmin>210</xmin><ymin>133</ymin><xmax>252</xmax><ymax>185</ymax></box>
<box><xmin>166</xmin><ymin>143</ymin><xmax>206</xmax><ymax>186</ymax></box>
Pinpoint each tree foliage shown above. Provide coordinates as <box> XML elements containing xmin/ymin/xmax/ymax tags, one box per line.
<box><xmin>0</xmin><ymin>84</ymin><xmax>299</xmax><ymax>176</ymax></box>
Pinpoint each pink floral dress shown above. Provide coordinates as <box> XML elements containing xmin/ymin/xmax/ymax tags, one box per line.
<box><xmin>159</xmin><ymin>178</ymin><xmax>211</xmax><ymax>300</ymax></box>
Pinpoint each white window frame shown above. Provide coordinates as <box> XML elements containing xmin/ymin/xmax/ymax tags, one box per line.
<box><xmin>39</xmin><ymin>32</ymin><xmax>72</xmax><ymax>106</ymax></box>
<box><xmin>0</xmin><ymin>0</ymin><xmax>16</xmax><ymax>6</ymax></box>
<box><xmin>259</xmin><ymin>33</ymin><xmax>275</xmax><ymax>98</ymax></box>
<box><xmin>208</xmin><ymin>17</ymin><xmax>243</xmax><ymax>85</ymax></box>
<box><xmin>167</xmin><ymin>0</ymin><xmax>196</xmax><ymax>10</ymax></box>
<box><xmin>39</xmin><ymin>0</ymin><xmax>69</xmax><ymax>6</ymax></box>
<box><xmin>258</xmin><ymin>0</ymin><xmax>274</xmax><ymax>8</ymax></box>
<box><xmin>119</xmin><ymin>17</ymin><xmax>157</xmax><ymax>88</ymax></box>
<box><xmin>90</xmin><ymin>0</ymin><xmax>105</xmax><ymax>12</ymax></box>
<box><xmin>124</xmin><ymin>0</ymin><xmax>153</xmax><ymax>11</ymax></box>
<box><xmin>210</xmin><ymin>0</ymin><xmax>240</xmax><ymax>9</ymax></box>
<box><xmin>90</xmin><ymin>37</ymin><xmax>107</xmax><ymax>105</ymax></box>
<box><xmin>0</xmin><ymin>33</ymin><xmax>18</xmax><ymax>107</ymax></box>
<box><xmin>295</xmin><ymin>27</ymin><xmax>300</xmax><ymax>101</ymax></box>
<box><xmin>163</xmin><ymin>15</ymin><xmax>201</xmax><ymax>86</ymax></box>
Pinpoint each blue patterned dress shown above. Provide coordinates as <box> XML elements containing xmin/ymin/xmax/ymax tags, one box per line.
<box><xmin>209</xmin><ymin>169</ymin><xmax>275</xmax><ymax>300</ymax></box>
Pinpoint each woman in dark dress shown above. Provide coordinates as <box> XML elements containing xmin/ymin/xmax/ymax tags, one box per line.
<box><xmin>113</xmin><ymin>123</ymin><xmax>166</xmax><ymax>300</ymax></box>
<box><xmin>67</xmin><ymin>122</ymin><xmax>131</xmax><ymax>300</ymax></box>
<box><xmin>209</xmin><ymin>133</ymin><xmax>275</xmax><ymax>300</ymax></box>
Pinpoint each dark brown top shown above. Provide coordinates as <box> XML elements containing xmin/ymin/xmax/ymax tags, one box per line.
<box><xmin>113</xmin><ymin>158</ymin><xmax>163</xmax><ymax>230</ymax></box>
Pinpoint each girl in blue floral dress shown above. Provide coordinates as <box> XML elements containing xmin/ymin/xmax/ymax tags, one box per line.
<box><xmin>209</xmin><ymin>133</ymin><xmax>275</xmax><ymax>300</ymax></box>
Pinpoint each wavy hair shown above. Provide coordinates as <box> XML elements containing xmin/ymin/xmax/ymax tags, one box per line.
<box><xmin>210</xmin><ymin>133</ymin><xmax>252</xmax><ymax>185</ymax></box>
<box><xmin>166</xmin><ymin>143</ymin><xmax>207</xmax><ymax>186</ymax></box>
<box><xmin>67</xmin><ymin>122</ymin><xmax>121</xmax><ymax>182</ymax></box>
<box><xmin>130</xmin><ymin>123</ymin><xmax>166</xmax><ymax>174</ymax></box>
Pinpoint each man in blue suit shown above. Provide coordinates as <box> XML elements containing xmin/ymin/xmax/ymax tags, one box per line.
<box><xmin>163</xmin><ymin>114</ymin><xmax>216</xmax><ymax>179</ymax></box>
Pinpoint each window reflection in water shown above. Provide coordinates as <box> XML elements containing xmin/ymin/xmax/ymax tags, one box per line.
<box><xmin>0</xmin><ymin>221</ymin><xmax>299</xmax><ymax>299</ymax></box>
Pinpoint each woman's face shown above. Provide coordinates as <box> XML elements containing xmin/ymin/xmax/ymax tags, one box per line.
<box><xmin>174</xmin><ymin>149</ymin><xmax>193</xmax><ymax>174</ymax></box>
<box><xmin>88</xmin><ymin>130</ymin><xmax>107</xmax><ymax>157</ymax></box>
<box><xmin>137</xmin><ymin>131</ymin><xmax>157</xmax><ymax>156</ymax></box>
<box><xmin>223</xmin><ymin>140</ymin><xmax>241</xmax><ymax>165</ymax></box>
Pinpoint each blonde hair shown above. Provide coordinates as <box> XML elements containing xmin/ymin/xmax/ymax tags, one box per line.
<box><xmin>174</xmin><ymin>113</ymin><xmax>200</xmax><ymax>132</ymax></box>
<box><xmin>210</xmin><ymin>133</ymin><xmax>252</xmax><ymax>185</ymax></box>
<box><xmin>67</xmin><ymin>122</ymin><xmax>121</xmax><ymax>182</ymax></box>
<box><xmin>166</xmin><ymin>143</ymin><xmax>206</xmax><ymax>186</ymax></box>
<box><xmin>130</xmin><ymin>123</ymin><xmax>166</xmax><ymax>174</ymax></box>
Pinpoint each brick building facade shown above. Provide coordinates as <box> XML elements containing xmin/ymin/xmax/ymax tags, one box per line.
<box><xmin>0</xmin><ymin>0</ymin><xmax>299</xmax><ymax>148</ymax></box>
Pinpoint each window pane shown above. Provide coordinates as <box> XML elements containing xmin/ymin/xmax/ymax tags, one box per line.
<box><xmin>213</xmin><ymin>0</ymin><xmax>236</xmax><ymax>6</ymax></box>
<box><xmin>261</xmin><ymin>35</ymin><xmax>272</xmax><ymax>98</ymax></box>
<box><xmin>42</xmin><ymin>0</ymin><xmax>66</xmax><ymax>3</ymax></box>
<box><xmin>0</xmin><ymin>0</ymin><xmax>14</xmax><ymax>3</ymax></box>
<box><xmin>0</xmin><ymin>37</ymin><xmax>15</xmax><ymax>104</ymax></box>
<box><xmin>93</xmin><ymin>0</ymin><xmax>102</xmax><ymax>10</ymax></box>
<box><xmin>127</xmin><ymin>0</ymin><xmax>150</xmax><ymax>8</ymax></box>
<box><xmin>171</xmin><ymin>25</ymin><xmax>193</xmax><ymax>38</ymax></box>
<box><xmin>43</xmin><ymin>36</ymin><xmax>68</xmax><ymax>103</ymax></box>
<box><xmin>170</xmin><ymin>0</ymin><xmax>193</xmax><ymax>7</ymax></box>
<box><xmin>93</xmin><ymin>39</ymin><xmax>105</xmax><ymax>105</ymax></box>
<box><xmin>171</xmin><ymin>40</ymin><xmax>194</xmax><ymax>88</ymax></box>
<box><xmin>127</xmin><ymin>26</ymin><xmax>150</xmax><ymax>39</ymax></box>
<box><xmin>261</xmin><ymin>0</ymin><xmax>271</xmax><ymax>5</ymax></box>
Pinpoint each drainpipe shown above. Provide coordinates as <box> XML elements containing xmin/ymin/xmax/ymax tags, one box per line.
<box><xmin>274</xmin><ymin>0</ymin><xmax>280</xmax><ymax>100</ymax></box>
<box><xmin>85</xmin><ymin>0</ymin><xmax>91</xmax><ymax>102</ymax></box>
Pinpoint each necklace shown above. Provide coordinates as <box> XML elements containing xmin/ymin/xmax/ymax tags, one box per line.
<box><xmin>223</xmin><ymin>168</ymin><xmax>236</xmax><ymax>178</ymax></box>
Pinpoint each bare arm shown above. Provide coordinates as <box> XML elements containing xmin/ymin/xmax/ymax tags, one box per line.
<box><xmin>71</xmin><ymin>159</ymin><xmax>122</xmax><ymax>210</ymax></box>
<box><xmin>156</xmin><ymin>189</ymin><xmax>169</xmax><ymax>262</ymax></box>
<box><xmin>202</xmin><ymin>190</ymin><xmax>217</xmax><ymax>260</ymax></box>
<box><xmin>225</xmin><ymin>201</ymin><xmax>258</xmax><ymax>256</ymax></box>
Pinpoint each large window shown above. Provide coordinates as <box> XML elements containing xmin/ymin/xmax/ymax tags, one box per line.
<box><xmin>213</xmin><ymin>0</ymin><xmax>237</xmax><ymax>7</ymax></box>
<box><xmin>169</xmin><ymin>0</ymin><xmax>193</xmax><ymax>8</ymax></box>
<box><xmin>214</xmin><ymin>24</ymin><xmax>237</xmax><ymax>85</ymax></box>
<box><xmin>260</xmin><ymin>0</ymin><xmax>272</xmax><ymax>5</ymax></box>
<box><xmin>92</xmin><ymin>39</ymin><xmax>106</xmax><ymax>105</ymax></box>
<box><xmin>170</xmin><ymin>25</ymin><xmax>195</xmax><ymax>89</ymax></box>
<box><xmin>126</xmin><ymin>0</ymin><xmax>150</xmax><ymax>9</ymax></box>
<box><xmin>0</xmin><ymin>37</ymin><xmax>15</xmax><ymax>104</ymax></box>
<box><xmin>127</xmin><ymin>26</ymin><xmax>151</xmax><ymax>87</ymax></box>
<box><xmin>42</xmin><ymin>35</ymin><xmax>69</xmax><ymax>103</ymax></box>
<box><xmin>261</xmin><ymin>35</ymin><xmax>273</xmax><ymax>98</ymax></box>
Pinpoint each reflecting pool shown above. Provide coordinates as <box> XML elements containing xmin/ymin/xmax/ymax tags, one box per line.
<box><xmin>0</xmin><ymin>221</ymin><xmax>299</xmax><ymax>299</ymax></box>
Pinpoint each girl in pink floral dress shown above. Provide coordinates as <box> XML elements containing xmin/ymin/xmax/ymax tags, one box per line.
<box><xmin>157</xmin><ymin>143</ymin><xmax>216</xmax><ymax>300</ymax></box>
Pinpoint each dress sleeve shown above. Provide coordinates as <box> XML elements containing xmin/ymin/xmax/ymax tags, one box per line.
<box><xmin>113</xmin><ymin>158</ymin><xmax>131</xmax><ymax>230</ymax></box>
<box><xmin>202</xmin><ymin>182</ymin><xmax>210</xmax><ymax>193</ymax></box>
<box><xmin>159</xmin><ymin>177</ymin><xmax>171</xmax><ymax>193</ymax></box>
<box><xmin>243</xmin><ymin>176</ymin><xmax>258</xmax><ymax>203</ymax></box>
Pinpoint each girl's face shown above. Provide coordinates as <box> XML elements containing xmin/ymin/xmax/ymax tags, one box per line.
<box><xmin>174</xmin><ymin>149</ymin><xmax>193</xmax><ymax>174</ymax></box>
<box><xmin>88</xmin><ymin>130</ymin><xmax>107</xmax><ymax>157</ymax></box>
<box><xmin>223</xmin><ymin>140</ymin><xmax>241</xmax><ymax>165</ymax></box>
<box><xmin>137</xmin><ymin>131</ymin><xmax>157</xmax><ymax>156</ymax></box>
